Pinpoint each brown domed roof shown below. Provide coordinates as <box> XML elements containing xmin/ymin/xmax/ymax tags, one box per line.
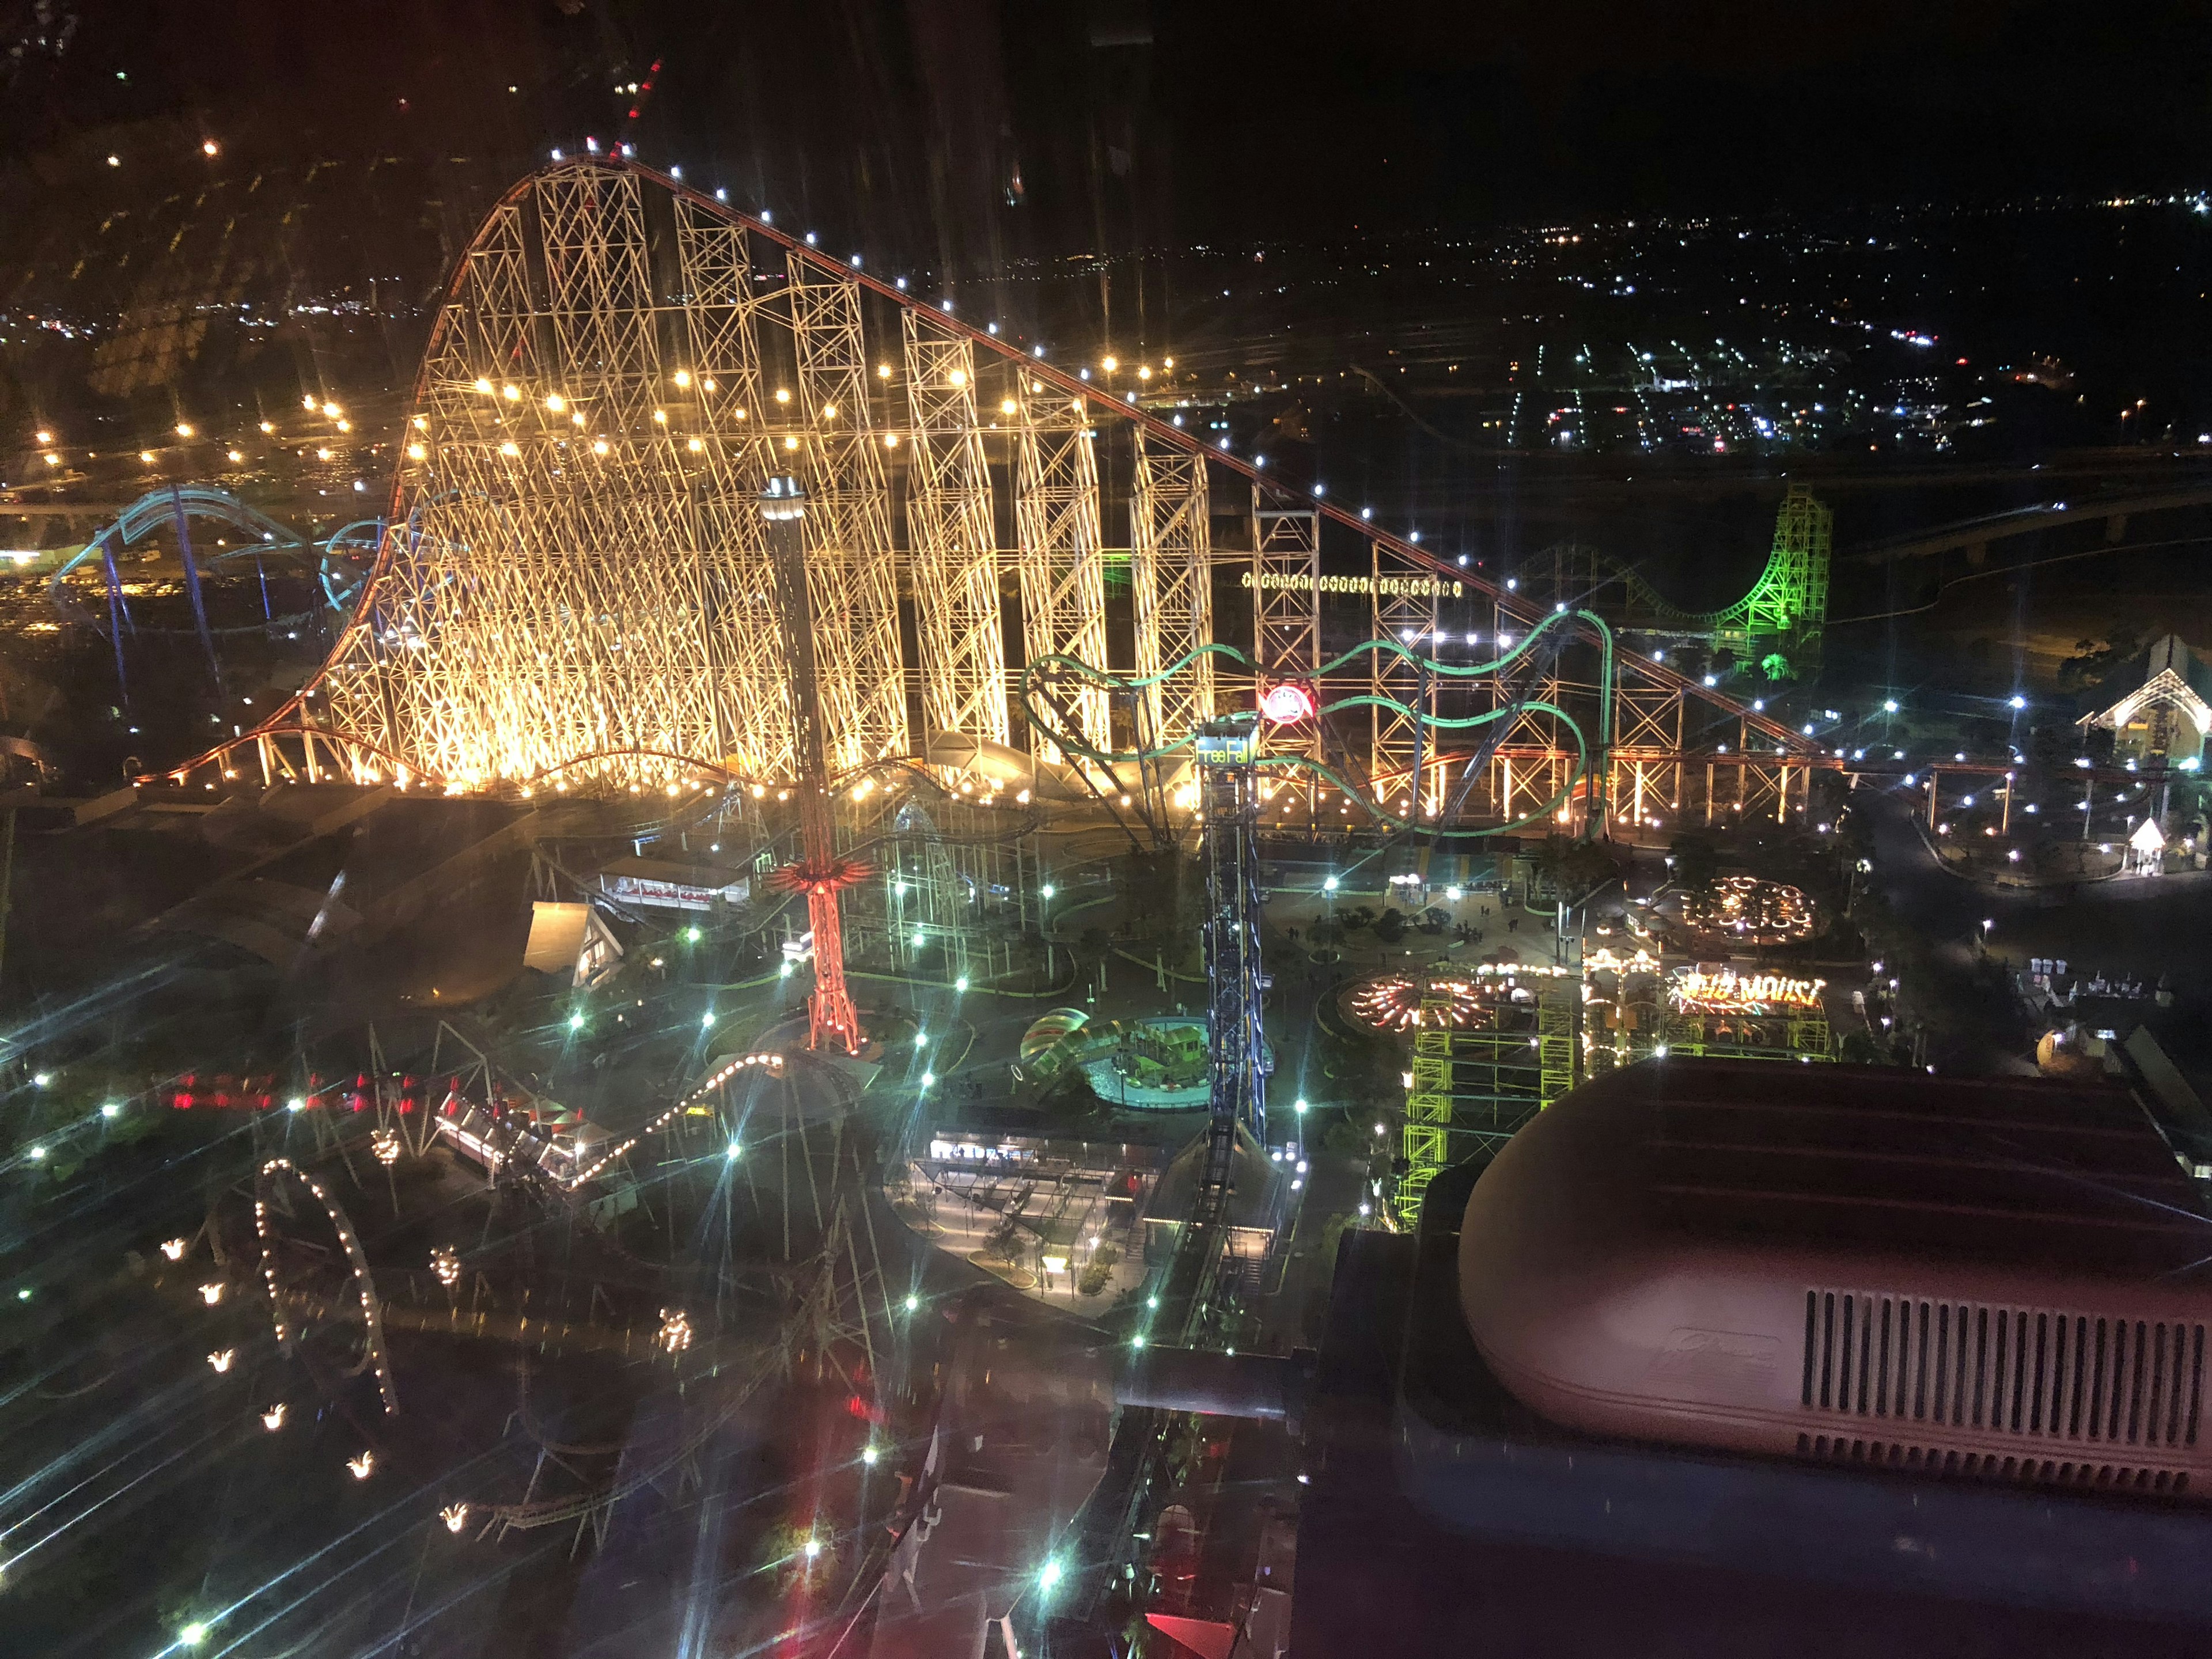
<box><xmin>1459</xmin><ymin>1059</ymin><xmax>2212</xmax><ymax>1496</ymax></box>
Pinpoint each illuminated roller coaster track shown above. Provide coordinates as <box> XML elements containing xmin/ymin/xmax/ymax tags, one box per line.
<box><xmin>254</xmin><ymin>1156</ymin><xmax>399</xmax><ymax>1416</ymax></box>
<box><xmin>48</xmin><ymin>484</ymin><xmax>382</xmax><ymax>696</ymax></box>
<box><xmin>1516</xmin><ymin>486</ymin><xmax>1834</xmax><ymax>672</ymax></box>
<box><xmin>1018</xmin><ymin>611</ymin><xmax>1614</xmax><ymax>836</ymax></box>
<box><xmin>137</xmin><ymin>154</ymin><xmax>1821</xmax><ymax>830</ymax></box>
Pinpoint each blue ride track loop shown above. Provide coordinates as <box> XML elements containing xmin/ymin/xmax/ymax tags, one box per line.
<box><xmin>1016</xmin><ymin>607</ymin><xmax>1618</xmax><ymax>839</ymax></box>
<box><xmin>46</xmin><ymin>485</ymin><xmax>382</xmax><ymax>703</ymax></box>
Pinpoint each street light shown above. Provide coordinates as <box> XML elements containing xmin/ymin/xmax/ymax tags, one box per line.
<box><xmin>1323</xmin><ymin>875</ymin><xmax>1340</xmax><ymax>893</ymax></box>
<box><xmin>1294</xmin><ymin>1098</ymin><xmax>1308</xmax><ymax>1115</ymax></box>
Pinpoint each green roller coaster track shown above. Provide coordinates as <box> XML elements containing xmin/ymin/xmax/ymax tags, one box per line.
<box><xmin>1519</xmin><ymin>485</ymin><xmax>1832</xmax><ymax>677</ymax></box>
<box><xmin>1018</xmin><ymin>608</ymin><xmax>1616</xmax><ymax>838</ymax></box>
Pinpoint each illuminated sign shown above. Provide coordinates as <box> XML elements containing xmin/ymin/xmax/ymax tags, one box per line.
<box><xmin>1241</xmin><ymin>570</ymin><xmax>1463</xmax><ymax>599</ymax></box>
<box><xmin>1669</xmin><ymin>969</ymin><xmax>1826</xmax><ymax>1014</ymax></box>
<box><xmin>1260</xmin><ymin>681</ymin><xmax>1317</xmax><ymax>725</ymax></box>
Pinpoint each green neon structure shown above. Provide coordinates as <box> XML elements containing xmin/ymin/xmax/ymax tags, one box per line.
<box><xmin>1517</xmin><ymin>486</ymin><xmax>1833</xmax><ymax>678</ymax></box>
<box><xmin>1017</xmin><ymin>608</ymin><xmax>1616</xmax><ymax>838</ymax></box>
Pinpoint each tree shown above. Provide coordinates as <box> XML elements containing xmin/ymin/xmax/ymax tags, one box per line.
<box><xmin>1535</xmin><ymin>834</ymin><xmax>1620</xmax><ymax>901</ymax></box>
<box><xmin>1667</xmin><ymin>832</ymin><xmax>1720</xmax><ymax>893</ymax></box>
<box><xmin>983</xmin><ymin>1212</ymin><xmax>1025</xmax><ymax>1262</ymax></box>
<box><xmin>2059</xmin><ymin>631</ymin><xmax>2140</xmax><ymax>694</ymax></box>
<box><xmin>1374</xmin><ymin>908</ymin><xmax>1406</xmax><ymax>944</ymax></box>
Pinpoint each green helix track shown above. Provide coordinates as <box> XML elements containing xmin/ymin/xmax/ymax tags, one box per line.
<box><xmin>1520</xmin><ymin>485</ymin><xmax>1832</xmax><ymax>672</ymax></box>
<box><xmin>1017</xmin><ymin>608</ymin><xmax>1615</xmax><ymax>838</ymax></box>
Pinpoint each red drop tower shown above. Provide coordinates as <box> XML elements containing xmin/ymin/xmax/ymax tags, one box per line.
<box><xmin>762</xmin><ymin>475</ymin><xmax>868</xmax><ymax>1054</ymax></box>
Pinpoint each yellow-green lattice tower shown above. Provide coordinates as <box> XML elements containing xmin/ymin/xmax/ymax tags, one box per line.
<box><xmin>1738</xmin><ymin>485</ymin><xmax>1832</xmax><ymax>673</ymax></box>
<box><xmin>1537</xmin><ymin>982</ymin><xmax>1578</xmax><ymax>1108</ymax></box>
<box><xmin>1400</xmin><ymin>995</ymin><xmax>1457</xmax><ymax>1224</ymax></box>
<box><xmin>1398</xmin><ymin>980</ymin><xmax>1572</xmax><ymax>1226</ymax></box>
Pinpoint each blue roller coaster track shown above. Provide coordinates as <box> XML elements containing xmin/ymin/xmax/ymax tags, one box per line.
<box><xmin>45</xmin><ymin>483</ymin><xmax>380</xmax><ymax>697</ymax></box>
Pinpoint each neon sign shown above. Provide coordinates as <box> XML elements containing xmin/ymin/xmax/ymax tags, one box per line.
<box><xmin>1669</xmin><ymin>968</ymin><xmax>1825</xmax><ymax>1014</ymax></box>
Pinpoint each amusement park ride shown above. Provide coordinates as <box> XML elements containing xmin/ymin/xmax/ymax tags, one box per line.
<box><xmin>25</xmin><ymin>155</ymin><xmax>1863</xmax><ymax>1091</ymax></box>
<box><xmin>115</xmin><ymin>156</ymin><xmax>1831</xmax><ymax>828</ymax></box>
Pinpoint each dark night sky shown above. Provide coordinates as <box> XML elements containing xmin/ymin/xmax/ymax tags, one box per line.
<box><xmin>5</xmin><ymin>0</ymin><xmax>2208</xmax><ymax>262</ymax></box>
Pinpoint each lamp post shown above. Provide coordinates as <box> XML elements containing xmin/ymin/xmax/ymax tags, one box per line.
<box><xmin>762</xmin><ymin>475</ymin><xmax>866</xmax><ymax>1053</ymax></box>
